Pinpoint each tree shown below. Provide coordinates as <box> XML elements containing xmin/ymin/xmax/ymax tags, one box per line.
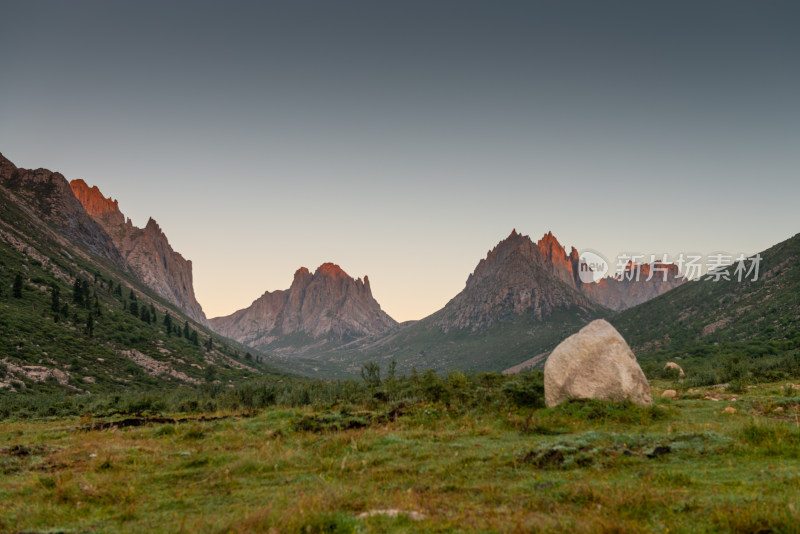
<box><xmin>72</xmin><ymin>278</ymin><xmax>83</xmax><ymax>305</ymax></box>
<box><xmin>204</xmin><ymin>365</ymin><xmax>217</xmax><ymax>382</ymax></box>
<box><xmin>205</xmin><ymin>335</ymin><xmax>213</xmax><ymax>351</ymax></box>
<box><xmin>183</xmin><ymin>321</ymin><xmax>190</xmax><ymax>339</ymax></box>
<box><xmin>190</xmin><ymin>330</ymin><xmax>199</xmax><ymax>346</ymax></box>
<box><xmin>50</xmin><ymin>284</ymin><xmax>60</xmax><ymax>313</ymax></box>
<box><xmin>13</xmin><ymin>274</ymin><xmax>24</xmax><ymax>298</ymax></box>
<box><xmin>85</xmin><ymin>312</ymin><xmax>94</xmax><ymax>337</ymax></box>
<box><xmin>140</xmin><ymin>306</ymin><xmax>151</xmax><ymax>323</ymax></box>
<box><xmin>163</xmin><ymin>313</ymin><xmax>173</xmax><ymax>335</ymax></box>
<box><xmin>361</xmin><ymin>361</ymin><xmax>381</xmax><ymax>389</ymax></box>
<box><xmin>94</xmin><ymin>296</ymin><xmax>102</xmax><ymax>317</ymax></box>
<box><xmin>129</xmin><ymin>300</ymin><xmax>139</xmax><ymax>317</ymax></box>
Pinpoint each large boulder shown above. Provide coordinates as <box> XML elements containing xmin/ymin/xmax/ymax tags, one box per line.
<box><xmin>544</xmin><ymin>319</ymin><xmax>652</xmax><ymax>407</ymax></box>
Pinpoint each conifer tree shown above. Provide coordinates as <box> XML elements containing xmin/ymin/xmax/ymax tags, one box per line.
<box><xmin>86</xmin><ymin>312</ymin><xmax>94</xmax><ymax>337</ymax></box>
<box><xmin>13</xmin><ymin>274</ymin><xmax>23</xmax><ymax>298</ymax></box>
<box><xmin>163</xmin><ymin>313</ymin><xmax>173</xmax><ymax>335</ymax></box>
<box><xmin>50</xmin><ymin>284</ymin><xmax>60</xmax><ymax>313</ymax></box>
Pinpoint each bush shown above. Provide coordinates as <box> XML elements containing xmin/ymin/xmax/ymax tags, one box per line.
<box><xmin>502</xmin><ymin>371</ymin><xmax>545</xmax><ymax>408</ymax></box>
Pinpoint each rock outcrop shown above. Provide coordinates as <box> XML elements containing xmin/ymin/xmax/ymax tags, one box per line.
<box><xmin>664</xmin><ymin>362</ymin><xmax>685</xmax><ymax>377</ymax></box>
<box><xmin>70</xmin><ymin>179</ymin><xmax>208</xmax><ymax>326</ymax></box>
<box><xmin>210</xmin><ymin>263</ymin><xmax>396</xmax><ymax>349</ymax></box>
<box><xmin>543</xmin><ymin>319</ymin><xmax>652</xmax><ymax>407</ymax></box>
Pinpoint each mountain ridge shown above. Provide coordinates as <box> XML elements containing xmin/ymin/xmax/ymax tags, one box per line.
<box><xmin>69</xmin><ymin>178</ymin><xmax>209</xmax><ymax>326</ymax></box>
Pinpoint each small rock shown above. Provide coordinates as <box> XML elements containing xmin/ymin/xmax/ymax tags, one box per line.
<box><xmin>773</xmin><ymin>407</ymin><xmax>784</xmax><ymax>414</ymax></box>
<box><xmin>664</xmin><ymin>362</ymin><xmax>685</xmax><ymax>377</ymax></box>
<box><xmin>723</xmin><ymin>407</ymin><xmax>736</xmax><ymax>415</ymax></box>
<box><xmin>358</xmin><ymin>509</ymin><xmax>425</xmax><ymax>521</ymax></box>
<box><xmin>661</xmin><ymin>389</ymin><xmax>677</xmax><ymax>399</ymax></box>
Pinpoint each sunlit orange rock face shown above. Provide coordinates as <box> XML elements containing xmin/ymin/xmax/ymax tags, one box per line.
<box><xmin>69</xmin><ymin>179</ymin><xmax>208</xmax><ymax>326</ymax></box>
<box><xmin>209</xmin><ymin>263</ymin><xmax>397</xmax><ymax>350</ymax></box>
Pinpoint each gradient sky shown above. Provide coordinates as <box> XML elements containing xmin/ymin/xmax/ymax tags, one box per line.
<box><xmin>2</xmin><ymin>1</ymin><xmax>799</xmax><ymax>322</ymax></box>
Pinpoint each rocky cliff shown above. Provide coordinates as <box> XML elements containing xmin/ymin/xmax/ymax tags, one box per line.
<box><xmin>210</xmin><ymin>263</ymin><xmax>397</xmax><ymax>349</ymax></box>
<box><xmin>70</xmin><ymin>179</ymin><xmax>208</xmax><ymax>326</ymax></box>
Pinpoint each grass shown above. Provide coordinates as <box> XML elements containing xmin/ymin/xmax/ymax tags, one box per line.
<box><xmin>1</xmin><ymin>381</ymin><xmax>799</xmax><ymax>533</ymax></box>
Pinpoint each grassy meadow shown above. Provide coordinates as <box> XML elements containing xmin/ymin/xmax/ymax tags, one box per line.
<box><xmin>1</xmin><ymin>377</ymin><xmax>799</xmax><ymax>533</ymax></box>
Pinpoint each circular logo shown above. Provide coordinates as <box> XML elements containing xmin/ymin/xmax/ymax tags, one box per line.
<box><xmin>577</xmin><ymin>250</ymin><xmax>609</xmax><ymax>284</ymax></box>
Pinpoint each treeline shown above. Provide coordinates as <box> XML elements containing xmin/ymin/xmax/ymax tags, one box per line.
<box><xmin>0</xmin><ymin>365</ymin><xmax>547</xmax><ymax>420</ymax></box>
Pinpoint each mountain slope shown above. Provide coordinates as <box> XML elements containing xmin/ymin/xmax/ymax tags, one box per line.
<box><xmin>70</xmin><ymin>179</ymin><xmax>208</xmax><ymax>326</ymax></box>
<box><xmin>0</xmin><ymin>154</ymin><xmax>124</xmax><ymax>268</ymax></box>
<box><xmin>210</xmin><ymin>263</ymin><xmax>397</xmax><ymax>349</ymax></box>
<box><xmin>0</xmin><ymin>152</ymin><xmax>282</xmax><ymax>395</ymax></box>
<box><xmin>612</xmin><ymin>232</ymin><xmax>800</xmax><ymax>368</ymax></box>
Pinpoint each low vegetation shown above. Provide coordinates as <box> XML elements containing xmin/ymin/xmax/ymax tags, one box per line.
<box><xmin>1</xmin><ymin>369</ymin><xmax>799</xmax><ymax>532</ymax></box>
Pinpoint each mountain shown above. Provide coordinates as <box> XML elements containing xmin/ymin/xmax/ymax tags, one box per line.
<box><xmin>612</xmin><ymin>232</ymin><xmax>800</xmax><ymax>370</ymax></box>
<box><xmin>582</xmin><ymin>262</ymin><xmax>685</xmax><ymax>311</ymax></box>
<box><xmin>0</xmin><ymin>154</ymin><xmax>124</xmax><ymax>268</ymax></box>
<box><xmin>210</xmin><ymin>263</ymin><xmax>397</xmax><ymax>350</ymax></box>
<box><xmin>435</xmin><ymin>230</ymin><xmax>596</xmax><ymax>332</ymax></box>
<box><xmin>246</xmin><ymin>230</ymin><xmax>688</xmax><ymax>377</ymax></box>
<box><xmin>70</xmin><ymin>179</ymin><xmax>208</xmax><ymax>326</ymax></box>
<box><xmin>0</xmin><ymin>152</ymin><xmax>281</xmax><ymax>395</ymax></box>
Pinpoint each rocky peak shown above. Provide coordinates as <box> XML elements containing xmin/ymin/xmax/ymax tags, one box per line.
<box><xmin>0</xmin><ymin>152</ymin><xmax>17</xmax><ymax>177</ymax></box>
<box><xmin>315</xmin><ymin>262</ymin><xmax>349</xmax><ymax>279</ymax></box>
<box><xmin>210</xmin><ymin>263</ymin><xmax>397</xmax><ymax>349</ymax></box>
<box><xmin>69</xmin><ymin>179</ymin><xmax>125</xmax><ymax>225</ymax></box>
<box><xmin>69</xmin><ymin>179</ymin><xmax>208</xmax><ymax>326</ymax></box>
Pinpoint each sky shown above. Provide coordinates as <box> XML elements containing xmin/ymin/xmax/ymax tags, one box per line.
<box><xmin>1</xmin><ymin>1</ymin><xmax>799</xmax><ymax>322</ymax></box>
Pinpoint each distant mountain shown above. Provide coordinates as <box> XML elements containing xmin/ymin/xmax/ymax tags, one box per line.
<box><xmin>210</xmin><ymin>263</ymin><xmax>396</xmax><ymax>351</ymax></box>
<box><xmin>250</xmin><ymin>230</ymin><xmax>687</xmax><ymax>377</ymax></box>
<box><xmin>612</xmin><ymin>232</ymin><xmax>800</xmax><ymax>365</ymax></box>
<box><xmin>70</xmin><ymin>179</ymin><xmax>208</xmax><ymax>325</ymax></box>
<box><xmin>0</xmin><ymin>152</ymin><xmax>280</xmax><ymax>394</ymax></box>
<box><xmin>435</xmin><ymin>230</ymin><xmax>597</xmax><ymax>331</ymax></box>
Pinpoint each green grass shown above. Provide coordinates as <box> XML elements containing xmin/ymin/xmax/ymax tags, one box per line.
<box><xmin>1</xmin><ymin>381</ymin><xmax>799</xmax><ymax>533</ymax></box>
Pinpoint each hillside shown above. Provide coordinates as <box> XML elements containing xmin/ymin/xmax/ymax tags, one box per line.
<box><xmin>612</xmin><ymin>232</ymin><xmax>800</xmax><ymax>379</ymax></box>
<box><xmin>0</xmin><ymin>153</ymin><xmax>284</xmax><ymax>395</ymax></box>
